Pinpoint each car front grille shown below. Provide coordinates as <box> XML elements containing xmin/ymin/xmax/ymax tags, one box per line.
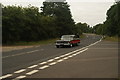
<box><xmin>57</xmin><ymin>41</ymin><xmax>69</xmax><ymax>44</ymax></box>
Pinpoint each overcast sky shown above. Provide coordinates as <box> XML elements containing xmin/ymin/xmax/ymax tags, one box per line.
<box><xmin>1</xmin><ymin>0</ymin><xmax>114</xmax><ymax>27</ymax></box>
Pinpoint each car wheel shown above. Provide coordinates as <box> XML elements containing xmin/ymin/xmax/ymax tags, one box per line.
<box><xmin>56</xmin><ymin>45</ymin><xmax>60</xmax><ymax>48</ymax></box>
<box><xmin>77</xmin><ymin>42</ymin><xmax>80</xmax><ymax>46</ymax></box>
<box><xmin>70</xmin><ymin>44</ymin><xmax>73</xmax><ymax>47</ymax></box>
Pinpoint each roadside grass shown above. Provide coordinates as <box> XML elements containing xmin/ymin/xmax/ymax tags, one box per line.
<box><xmin>80</xmin><ymin>34</ymin><xmax>85</xmax><ymax>39</ymax></box>
<box><xmin>5</xmin><ymin>38</ymin><xmax>59</xmax><ymax>46</ymax></box>
<box><xmin>103</xmin><ymin>36</ymin><xmax>120</xmax><ymax>42</ymax></box>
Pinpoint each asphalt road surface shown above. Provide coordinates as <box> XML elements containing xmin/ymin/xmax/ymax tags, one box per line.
<box><xmin>1</xmin><ymin>34</ymin><xmax>118</xmax><ymax>79</ymax></box>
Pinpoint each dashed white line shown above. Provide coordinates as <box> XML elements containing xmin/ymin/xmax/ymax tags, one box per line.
<box><xmin>14</xmin><ymin>69</ymin><xmax>26</xmax><ymax>73</ymax></box>
<box><xmin>39</xmin><ymin>62</ymin><xmax>47</xmax><ymax>65</ymax></box>
<box><xmin>39</xmin><ymin>65</ymin><xmax>49</xmax><ymax>69</ymax></box>
<box><xmin>63</xmin><ymin>57</ymin><xmax>69</xmax><ymax>60</ymax></box>
<box><xmin>14</xmin><ymin>76</ymin><xmax>26</xmax><ymax>79</ymax></box>
<box><xmin>54</xmin><ymin>57</ymin><xmax>60</xmax><ymax>59</ymax></box>
<box><xmin>68</xmin><ymin>55</ymin><xmax>73</xmax><ymax>58</ymax></box>
<box><xmin>80</xmin><ymin>48</ymin><xmax>88</xmax><ymax>53</ymax></box>
<box><xmin>47</xmin><ymin>59</ymin><xmax>54</xmax><ymax>62</ymax></box>
<box><xmin>49</xmin><ymin>62</ymin><xmax>57</xmax><ymax>66</ymax></box>
<box><xmin>60</xmin><ymin>55</ymin><xmax>66</xmax><ymax>58</ymax></box>
<box><xmin>72</xmin><ymin>54</ymin><xmax>77</xmax><ymax>56</ymax></box>
<box><xmin>0</xmin><ymin>74</ymin><xmax>12</xmax><ymax>79</ymax></box>
<box><xmin>28</xmin><ymin>65</ymin><xmax>38</xmax><ymax>69</ymax></box>
<box><xmin>26</xmin><ymin>70</ymin><xmax>39</xmax><ymax>75</ymax></box>
<box><xmin>57</xmin><ymin>59</ymin><xmax>64</xmax><ymax>62</ymax></box>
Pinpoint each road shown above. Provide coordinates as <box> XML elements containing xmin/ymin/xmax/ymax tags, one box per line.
<box><xmin>1</xmin><ymin>34</ymin><xmax>118</xmax><ymax>79</ymax></box>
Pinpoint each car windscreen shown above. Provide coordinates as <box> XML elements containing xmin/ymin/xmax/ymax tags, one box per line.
<box><xmin>61</xmin><ymin>35</ymin><xmax>73</xmax><ymax>40</ymax></box>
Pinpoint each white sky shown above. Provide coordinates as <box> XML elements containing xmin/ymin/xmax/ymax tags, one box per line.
<box><xmin>1</xmin><ymin>0</ymin><xmax>114</xmax><ymax>27</ymax></box>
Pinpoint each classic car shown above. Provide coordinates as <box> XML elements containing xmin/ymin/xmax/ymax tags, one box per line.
<box><xmin>55</xmin><ymin>35</ymin><xmax>80</xmax><ymax>48</ymax></box>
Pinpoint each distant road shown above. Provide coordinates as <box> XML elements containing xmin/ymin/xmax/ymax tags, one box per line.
<box><xmin>2</xmin><ymin>34</ymin><xmax>117</xmax><ymax>79</ymax></box>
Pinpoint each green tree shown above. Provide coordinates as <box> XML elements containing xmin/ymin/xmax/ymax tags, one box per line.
<box><xmin>2</xmin><ymin>6</ymin><xmax>25</xmax><ymax>44</ymax></box>
<box><xmin>41</xmin><ymin>1</ymin><xmax>76</xmax><ymax>36</ymax></box>
<box><xmin>104</xmin><ymin>2</ymin><xmax>120</xmax><ymax>36</ymax></box>
<box><xmin>75</xmin><ymin>22</ymin><xmax>92</xmax><ymax>33</ymax></box>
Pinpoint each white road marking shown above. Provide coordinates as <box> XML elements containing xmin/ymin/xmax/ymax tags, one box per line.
<box><xmin>14</xmin><ymin>76</ymin><xmax>26</xmax><ymax>79</ymax></box>
<box><xmin>80</xmin><ymin>48</ymin><xmax>88</xmax><ymax>53</ymax></box>
<box><xmin>60</xmin><ymin>55</ymin><xmax>66</xmax><ymax>58</ymax></box>
<box><xmin>63</xmin><ymin>57</ymin><xmax>69</xmax><ymax>60</ymax></box>
<box><xmin>47</xmin><ymin>59</ymin><xmax>54</xmax><ymax>62</ymax></box>
<box><xmin>63</xmin><ymin>47</ymin><xmax>88</xmax><ymax>57</ymax></box>
<box><xmin>57</xmin><ymin>59</ymin><xmax>64</xmax><ymax>62</ymax></box>
<box><xmin>3</xmin><ymin>50</ymin><xmax>39</xmax><ymax>59</ymax></box>
<box><xmin>39</xmin><ymin>65</ymin><xmax>49</xmax><ymax>69</ymax></box>
<box><xmin>14</xmin><ymin>69</ymin><xmax>26</xmax><ymax>73</ymax></box>
<box><xmin>49</xmin><ymin>62</ymin><xmax>57</xmax><ymax>65</ymax></box>
<box><xmin>39</xmin><ymin>62</ymin><xmax>47</xmax><ymax>65</ymax></box>
<box><xmin>64</xmin><ymin>53</ymin><xmax>70</xmax><ymax>56</ymax></box>
<box><xmin>28</xmin><ymin>65</ymin><xmax>38</xmax><ymax>69</ymax></box>
<box><xmin>26</xmin><ymin>70</ymin><xmax>39</xmax><ymax>75</ymax></box>
<box><xmin>72</xmin><ymin>54</ymin><xmax>77</xmax><ymax>56</ymax></box>
<box><xmin>54</xmin><ymin>57</ymin><xmax>60</xmax><ymax>59</ymax></box>
<box><xmin>0</xmin><ymin>74</ymin><xmax>12</xmax><ymax>79</ymax></box>
<box><xmin>68</xmin><ymin>55</ymin><xmax>73</xmax><ymax>58</ymax></box>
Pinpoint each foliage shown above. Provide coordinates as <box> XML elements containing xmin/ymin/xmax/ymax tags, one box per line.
<box><xmin>93</xmin><ymin>2</ymin><xmax>120</xmax><ymax>37</ymax></box>
<box><xmin>75</xmin><ymin>22</ymin><xmax>93</xmax><ymax>34</ymax></box>
<box><xmin>41</xmin><ymin>2</ymin><xmax>76</xmax><ymax>36</ymax></box>
<box><xmin>2</xmin><ymin>1</ymin><xmax>82</xmax><ymax>45</ymax></box>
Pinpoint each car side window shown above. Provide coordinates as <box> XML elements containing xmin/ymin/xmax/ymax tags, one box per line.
<box><xmin>74</xmin><ymin>35</ymin><xmax>80</xmax><ymax>40</ymax></box>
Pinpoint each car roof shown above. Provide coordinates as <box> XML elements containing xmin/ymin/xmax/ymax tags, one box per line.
<box><xmin>62</xmin><ymin>35</ymin><xmax>75</xmax><ymax>36</ymax></box>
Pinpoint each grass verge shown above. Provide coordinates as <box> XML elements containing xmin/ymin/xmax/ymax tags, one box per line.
<box><xmin>103</xmin><ymin>36</ymin><xmax>120</xmax><ymax>42</ymax></box>
<box><xmin>4</xmin><ymin>38</ymin><xmax>58</xmax><ymax>46</ymax></box>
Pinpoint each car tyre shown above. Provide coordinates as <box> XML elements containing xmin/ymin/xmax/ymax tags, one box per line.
<box><xmin>56</xmin><ymin>45</ymin><xmax>60</xmax><ymax>48</ymax></box>
<box><xmin>70</xmin><ymin>44</ymin><xmax>73</xmax><ymax>47</ymax></box>
<box><xmin>77</xmin><ymin>42</ymin><xmax>80</xmax><ymax>46</ymax></box>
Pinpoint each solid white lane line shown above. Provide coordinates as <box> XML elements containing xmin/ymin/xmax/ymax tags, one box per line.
<box><xmin>14</xmin><ymin>76</ymin><xmax>26</xmax><ymax>79</ymax></box>
<box><xmin>14</xmin><ymin>69</ymin><xmax>26</xmax><ymax>73</ymax></box>
<box><xmin>47</xmin><ymin>59</ymin><xmax>54</xmax><ymax>62</ymax></box>
<box><xmin>39</xmin><ymin>65</ymin><xmax>49</xmax><ymax>69</ymax></box>
<box><xmin>26</xmin><ymin>70</ymin><xmax>39</xmax><ymax>75</ymax></box>
<box><xmin>28</xmin><ymin>65</ymin><xmax>38</xmax><ymax>69</ymax></box>
<box><xmin>3</xmin><ymin>50</ymin><xmax>39</xmax><ymax>59</ymax></box>
<box><xmin>39</xmin><ymin>62</ymin><xmax>47</xmax><ymax>65</ymax></box>
<box><xmin>49</xmin><ymin>62</ymin><xmax>57</xmax><ymax>66</ymax></box>
<box><xmin>0</xmin><ymin>74</ymin><xmax>12</xmax><ymax>79</ymax></box>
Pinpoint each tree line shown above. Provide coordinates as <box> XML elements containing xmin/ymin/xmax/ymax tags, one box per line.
<box><xmin>2</xmin><ymin>1</ymin><xmax>91</xmax><ymax>45</ymax></box>
<box><xmin>93</xmin><ymin>2</ymin><xmax>120</xmax><ymax>37</ymax></box>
